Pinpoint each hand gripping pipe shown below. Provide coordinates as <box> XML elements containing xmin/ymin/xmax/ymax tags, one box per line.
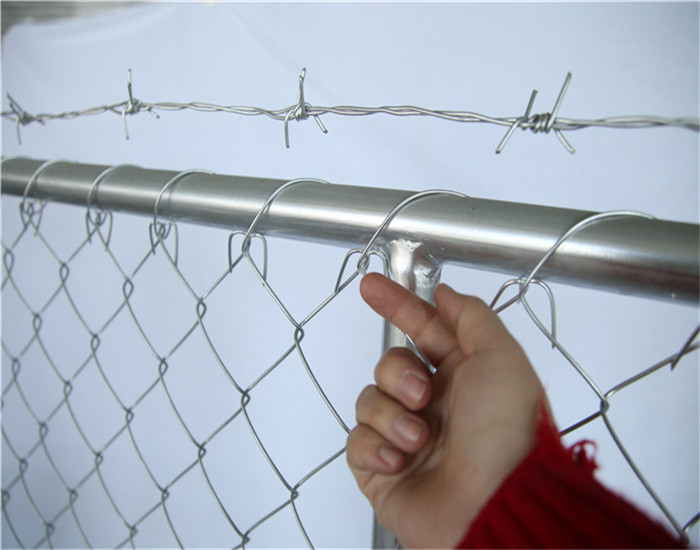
<box><xmin>1</xmin><ymin>156</ymin><xmax>698</xmax><ymax>548</ymax></box>
<box><xmin>1</xmin><ymin>157</ymin><xmax>698</xmax><ymax>305</ymax></box>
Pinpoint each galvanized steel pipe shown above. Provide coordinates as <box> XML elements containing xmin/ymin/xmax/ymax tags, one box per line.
<box><xmin>2</xmin><ymin>157</ymin><xmax>697</xmax><ymax>304</ymax></box>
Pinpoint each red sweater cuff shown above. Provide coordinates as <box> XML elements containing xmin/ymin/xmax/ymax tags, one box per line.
<box><xmin>458</xmin><ymin>413</ymin><xmax>685</xmax><ymax>548</ymax></box>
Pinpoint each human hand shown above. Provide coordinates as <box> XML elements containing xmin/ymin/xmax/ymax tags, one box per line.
<box><xmin>347</xmin><ymin>273</ymin><xmax>544</xmax><ymax>548</ymax></box>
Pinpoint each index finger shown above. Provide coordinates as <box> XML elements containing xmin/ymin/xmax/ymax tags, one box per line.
<box><xmin>360</xmin><ymin>273</ymin><xmax>459</xmax><ymax>366</ymax></box>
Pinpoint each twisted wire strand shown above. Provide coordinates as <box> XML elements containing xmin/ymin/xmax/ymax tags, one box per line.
<box><xmin>3</xmin><ymin>69</ymin><xmax>698</xmax><ymax>151</ymax></box>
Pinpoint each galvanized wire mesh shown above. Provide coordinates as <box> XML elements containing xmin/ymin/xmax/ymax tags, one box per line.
<box><xmin>1</xmin><ymin>173</ymin><xmax>698</xmax><ymax>548</ymax></box>
<box><xmin>1</xmin><ymin>185</ymin><xmax>372</xmax><ymax>548</ymax></box>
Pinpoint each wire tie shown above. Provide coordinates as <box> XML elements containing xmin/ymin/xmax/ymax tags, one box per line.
<box><xmin>496</xmin><ymin>88</ymin><xmax>537</xmax><ymax>154</ymax></box>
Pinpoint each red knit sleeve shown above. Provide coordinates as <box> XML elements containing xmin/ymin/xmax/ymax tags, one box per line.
<box><xmin>457</xmin><ymin>412</ymin><xmax>686</xmax><ymax>549</ymax></box>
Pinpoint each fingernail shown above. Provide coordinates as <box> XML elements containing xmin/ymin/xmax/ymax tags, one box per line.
<box><xmin>394</xmin><ymin>414</ymin><xmax>423</xmax><ymax>444</ymax></box>
<box><xmin>378</xmin><ymin>445</ymin><xmax>402</xmax><ymax>467</ymax></box>
<box><xmin>398</xmin><ymin>371</ymin><xmax>428</xmax><ymax>405</ymax></box>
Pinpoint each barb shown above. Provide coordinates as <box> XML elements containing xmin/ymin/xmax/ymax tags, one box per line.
<box><xmin>3</xmin><ymin>69</ymin><xmax>697</xmax><ymax>149</ymax></box>
<box><xmin>5</xmin><ymin>93</ymin><xmax>43</xmax><ymax>145</ymax></box>
<box><xmin>121</xmin><ymin>69</ymin><xmax>159</xmax><ymax>140</ymax></box>
<box><xmin>496</xmin><ymin>73</ymin><xmax>576</xmax><ymax>153</ymax></box>
<box><xmin>284</xmin><ymin>67</ymin><xmax>328</xmax><ymax>148</ymax></box>
<box><xmin>495</xmin><ymin>86</ymin><xmax>539</xmax><ymax>154</ymax></box>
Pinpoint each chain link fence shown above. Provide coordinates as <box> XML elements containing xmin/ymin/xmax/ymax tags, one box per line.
<box><xmin>2</xmin><ymin>162</ymin><xmax>698</xmax><ymax>548</ymax></box>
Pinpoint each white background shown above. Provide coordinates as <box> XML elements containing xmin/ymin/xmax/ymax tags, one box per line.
<box><xmin>2</xmin><ymin>2</ymin><xmax>698</xmax><ymax>548</ymax></box>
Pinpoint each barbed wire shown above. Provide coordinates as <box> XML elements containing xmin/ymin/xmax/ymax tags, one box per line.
<box><xmin>2</xmin><ymin>68</ymin><xmax>698</xmax><ymax>151</ymax></box>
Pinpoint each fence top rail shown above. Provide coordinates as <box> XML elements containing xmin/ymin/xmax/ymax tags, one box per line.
<box><xmin>1</xmin><ymin>157</ymin><xmax>698</xmax><ymax>304</ymax></box>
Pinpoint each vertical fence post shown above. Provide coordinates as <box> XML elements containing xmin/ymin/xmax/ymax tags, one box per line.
<box><xmin>373</xmin><ymin>240</ymin><xmax>442</xmax><ymax>549</ymax></box>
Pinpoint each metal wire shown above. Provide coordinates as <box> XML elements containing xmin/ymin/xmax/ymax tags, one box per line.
<box><xmin>1</xmin><ymin>164</ymin><xmax>698</xmax><ymax>548</ymax></box>
<box><xmin>2</xmin><ymin>68</ymin><xmax>698</xmax><ymax>151</ymax></box>
<box><xmin>488</xmin><ymin>212</ymin><xmax>699</xmax><ymax>542</ymax></box>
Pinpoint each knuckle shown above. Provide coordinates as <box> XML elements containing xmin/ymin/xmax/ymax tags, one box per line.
<box><xmin>462</xmin><ymin>294</ymin><xmax>491</xmax><ymax>315</ymax></box>
<box><xmin>355</xmin><ymin>385</ymin><xmax>377</xmax><ymax>419</ymax></box>
<box><xmin>345</xmin><ymin>431</ymin><xmax>364</xmax><ymax>471</ymax></box>
<box><xmin>375</xmin><ymin>347</ymin><xmax>419</xmax><ymax>379</ymax></box>
<box><xmin>345</xmin><ymin>425</ymin><xmax>376</xmax><ymax>471</ymax></box>
<box><xmin>355</xmin><ymin>385</ymin><xmax>395</xmax><ymax>431</ymax></box>
<box><xmin>345</xmin><ymin>426</ymin><xmax>361</xmax><ymax>457</ymax></box>
<box><xmin>374</xmin><ymin>348</ymin><xmax>428</xmax><ymax>400</ymax></box>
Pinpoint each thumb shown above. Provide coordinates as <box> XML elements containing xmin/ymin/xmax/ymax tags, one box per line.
<box><xmin>433</xmin><ymin>283</ymin><xmax>515</xmax><ymax>358</ymax></box>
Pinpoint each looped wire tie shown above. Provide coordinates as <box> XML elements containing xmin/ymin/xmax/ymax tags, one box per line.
<box><xmin>85</xmin><ymin>165</ymin><xmax>135</xmax><ymax>245</ymax></box>
<box><xmin>334</xmin><ymin>248</ymin><xmax>389</xmax><ymax>294</ymax></box>
<box><xmin>283</xmin><ymin>67</ymin><xmax>328</xmax><ymax>148</ymax></box>
<box><xmin>121</xmin><ymin>69</ymin><xmax>159</xmax><ymax>140</ymax></box>
<box><xmin>19</xmin><ymin>159</ymin><xmax>71</xmax><ymax>232</ymax></box>
<box><xmin>491</xmin><ymin>277</ymin><xmax>558</xmax><ymax>347</ymax></box>
<box><xmin>339</xmin><ymin>189</ymin><xmax>468</xmax><ymax>373</ymax></box>
<box><xmin>490</xmin><ymin>210</ymin><xmax>656</xmax><ymax>406</ymax></box>
<box><xmin>493</xmin><ymin>211</ymin><xmax>655</xmax><ymax>344</ymax></box>
<box><xmin>241</xmin><ymin>177</ymin><xmax>331</xmax><ymax>254</ymax></box>
<box><xmin>355</xmin><ymin>189</ymin><xmax>469</xmax><ymax>274</ymax></box>
<box><xmin>503</xmin><ymin>209</ymin><xmax>656</xmax><ymax>311</ymax></box>
<box><xmin>496</xmin><ymin>72</ymin><xmax>575</xmax><ymax>154</ymax></box>
<box><xmin>152</xmin><ymin>169</ymin><xmax>213</xmax><ymax>265</ymax></box>
<box><xmin>227</xmin><ymin>230</ymin><xmax>268</xmax><ymax>277</ymax></box>
<box><xmin>237</xmin><ymin>177</ymin><xmax>331</xmax><ymax>328</ymax></box>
